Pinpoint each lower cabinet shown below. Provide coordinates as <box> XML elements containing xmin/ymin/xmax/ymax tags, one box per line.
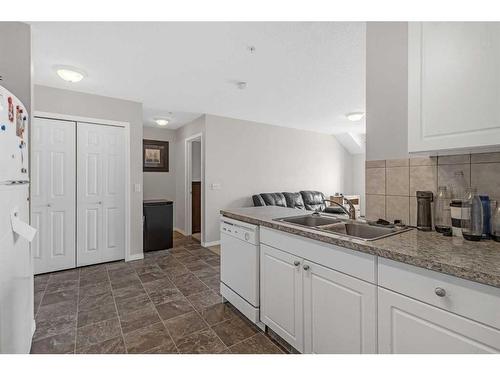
<box><xmin>260</xmin><ymin>244</ymin><xmax>303</xmax><ymax>352</ymax></box>
<box><xmin>260</xmin><ymin>244</ymin><xmax>376</xmax><ymax>353</ymax></box>
<box><xmin>378</xmin><ymin>288</ymin><xmax>500</xmax><ymax>354</ymax></box>
<box><xmin>303</xmin><ymin>260</ymin><xmax>376</xmax><ymax>353</ymax></box>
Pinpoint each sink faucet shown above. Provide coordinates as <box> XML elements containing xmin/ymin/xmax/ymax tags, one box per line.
<box><xmin>324</xmin><ymin>196</ymin><xmax>356</xmax><ymax>220</ymax></box>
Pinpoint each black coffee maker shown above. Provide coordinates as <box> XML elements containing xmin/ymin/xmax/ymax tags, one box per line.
<box><xmin>416</xmin><ymin>191</ymin><xmax>433</xmax><ymax>231</ymax></box>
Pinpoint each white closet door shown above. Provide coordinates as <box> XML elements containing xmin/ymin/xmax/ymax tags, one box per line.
<box><xmin>77</xmin><ymin>123</ymin><xmax>125</xmax><ymax>266</ymax></box>
<box><xmin>31</xmin><ymin>118</ymin><xmax>76</xmax><ymax>274</ymax></box>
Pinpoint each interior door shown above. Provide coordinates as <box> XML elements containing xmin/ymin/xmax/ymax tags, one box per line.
<box><xmin>303</xmin><ymin>260</ymin><xmax>376</xmax><ymax>354</ymax></box>
<box><xmin>378</xmin><ymin>288</ymin><xmax>500</xmax><ymax>353</ymax></box>
<box><xmin>77</xmin><ymin>123</ymin><xmax>125</xmax><ymax>266</ymax></box>
<box><xmin>260</xmin><ymin>244</ymin><xmax>303</xmax><ymax>352</ymax></box>
<box><xmin>191</xmin><ymin>181</ymin><xmax>201</xmax><ymax>233</ymax></box>
<box><xmin>31</xmin><ymin>118</ymin><xmax>76</xmax><ymax>274</ymax></box>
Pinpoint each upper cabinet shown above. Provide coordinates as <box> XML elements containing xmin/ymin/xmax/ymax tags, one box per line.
<box><xmin>408</xmin><ymin>22</ymin><xmax>500</xmax><ymax>153</ymax></box>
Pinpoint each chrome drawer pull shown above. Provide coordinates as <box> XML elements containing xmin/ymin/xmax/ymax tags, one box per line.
<box><xmin>435</xmin><ymin>287</ymin><xmax>446</xmax><ymax>297</ymax></box>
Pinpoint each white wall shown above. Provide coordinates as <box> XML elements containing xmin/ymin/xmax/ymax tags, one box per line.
<box><xmin>34</xmin><ymin>85</ymin><xmax>144</xmax><ymax>257</ymax></box>
<box><xmin>191</xmin><ymin>141</ymin><xmax>201</xmax><ymax>181</ymax></box>
<box><xmin>204</xmin><ymin>114</ymin><xmax>353</xmax><ymax>243</ymax></box>
<box><xmin>143</xmin><ymin>127</ymin><xmax>176</xmax><ymax>202</ymax></box>
<box><xmin>0</xmin><ymin>22</ymin><xmax>32</xmax><ymax>115</ymax></box>
<box><xmin>351</xmin><ymin>153</ymin><xmax>366</xmax><ymax>216</ymax></box>
<box><xmin>366</xmin><ymin>22</ymin><xmax>409</xmax><ymax>161</ymax></box>
<box><xmin>174</xmin><ymin>115</ymin><xmax>205</xmax><ymax>236</ymax></box>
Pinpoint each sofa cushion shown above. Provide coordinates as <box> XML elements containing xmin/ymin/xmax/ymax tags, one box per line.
<box><xmin>260</xmin><ymin>193</ymin><xmax>287</xmax><ymax>207</ymax></box>
<box><xmin>300</xmin><ymin>191</ymin><xmax>326</xmax><ymax>211</ymax></box>
<box><xmin>283</xmin><ymin>192</ymin><xmax>305</xmax><ymax>209</ymax></box>
<box><xmin>252</xmin><ymin>194</ymin><xmax>266</xmax><ymax>207</ymax></box>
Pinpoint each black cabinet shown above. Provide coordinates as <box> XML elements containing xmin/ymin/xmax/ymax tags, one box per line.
<box><xmin>143</xmin><ymin>200</ymin><xmax>173</xmax><ymax>251</ymax></box>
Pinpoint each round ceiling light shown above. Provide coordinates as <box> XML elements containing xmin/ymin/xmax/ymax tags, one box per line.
<box><xmin>346</xmin><ymin>112</ymin><xmax>365</xmax><ymax>122</ymax></box>
<box><xmin>55</xmin><ymin>66</ymin><xmax>86</xmax><ymax>83</ymax></box>
<box><xmin>155</xmin><ymin>118</ymin><xmax>169</xmax><ymax>126</ymax></box>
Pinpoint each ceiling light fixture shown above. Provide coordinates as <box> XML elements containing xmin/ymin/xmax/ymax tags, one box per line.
<box><xmin>346</xmin><ymin>112</ymin><xmax>365</xmax><ymax>122</ymax></box>
<box><xmin>54</xmin><ymin>65</ymin><xmax>86</xmax><ymax>83</ymax></box>
<box><xmin>155</xmin><ymin>118</ymin><xmax>169</xmax><ymax>126</ymax></box>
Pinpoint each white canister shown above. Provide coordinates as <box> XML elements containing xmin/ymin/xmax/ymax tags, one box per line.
<box><xmin>450</xmin><ymin>200</ymin><xmax>463</xmax><ymax>237</ymax></box>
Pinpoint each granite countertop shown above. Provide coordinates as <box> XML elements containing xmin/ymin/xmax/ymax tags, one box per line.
<box><xmin>220</xmin><ymin>206</ymin><xmax>500</xmax><ymax>288</ymax></box>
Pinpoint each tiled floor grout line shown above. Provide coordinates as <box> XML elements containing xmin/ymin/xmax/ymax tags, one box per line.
<box><xmin>134</xmin><ymin>260</ymin><xmax>181</xmax><ymax>354</ymax></box>
<box><xmin>106</xmin><ymin>266</ymin><xmax>129</xmax><ymax>354</ymax></box>
<box><xmin>34</xmin><ymin>273</ymin><xmax>51</xmax><ymax>321</ymax></box>
<box><xmin>160</xmin><ymin>244</ymin><xmax>229</xmax><ymax>352</ymax></box>
<box><xmin>166</xmin><ymin>247</ymin><xmax>219</xmax><ymax>351</ymax></box>
<box><xmin>175</xmin><ymin>247</ymin><xmax>237</xmax><ymax>352</ymax></box>
<box><xmin>73</xmin><ymin>269</ymin><xmax>81</xmax><ymax>354</ymax></box>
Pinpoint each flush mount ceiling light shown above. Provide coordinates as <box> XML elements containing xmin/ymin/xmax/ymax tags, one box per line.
<box><xmin>155</xmin><ymin>118</ymin><xmax>169</xmax><ymax>126</ymax></box>
<box><xmin>54</xmin><ymin>65</ymin><xmax>86</xmax><ymax>83</ymax></box>
<box><xmin>346</xmin><ymin>112</ymin><xmax>365</xmax><ymax>122</ymax></box>
<box><xmin>236</xmin><ymin>81</ymin><xmax>247</xmax><ymax>90</ymax></box>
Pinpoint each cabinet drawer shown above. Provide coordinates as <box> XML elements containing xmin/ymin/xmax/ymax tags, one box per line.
<box><xmin>260</xmin><ymin>227</ymin><xmax>376</xmax><ymax>283</ymax></box>
<box><xmin>378</xmin><ymin>258</ymin><xmax>500</xmax><ymax>330</ymax></box>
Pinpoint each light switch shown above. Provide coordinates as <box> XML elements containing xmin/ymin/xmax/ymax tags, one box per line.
<box><xmin>211</xmin><ymin>183</ymin><xmax>221</xmax><ymax>190</ymax></box>
<box><xmin>134</xmin><ymin>184</ymin><xmax>141</xmax><ymax>193</ymax></box>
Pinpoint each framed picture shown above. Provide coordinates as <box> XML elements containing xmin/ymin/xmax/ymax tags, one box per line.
<box><xmin>143</xmin><ymin>139</ymin><xmax>169</xmax><ymax>172</ymax></box>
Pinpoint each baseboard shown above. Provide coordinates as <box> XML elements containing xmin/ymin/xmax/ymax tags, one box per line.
<box><xmin>126</xmin><ymin>252</ymin><xmax>144</xmax><ymax>262</ymax></box>
<box><xmin>174</xmin><ymin>227</ymin><xmax>187</xmax><ymax>236</ymax></box>
<box><xmin>202</xmin><ymin>240</ymin><xmax>220</xmax><ymax>248</ymax></box>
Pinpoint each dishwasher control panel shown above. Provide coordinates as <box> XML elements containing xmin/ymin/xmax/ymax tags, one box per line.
<box><xmin>221</xmin><ymin>218</ymin><xmax>258</xmax><ymax>245</ymax></box>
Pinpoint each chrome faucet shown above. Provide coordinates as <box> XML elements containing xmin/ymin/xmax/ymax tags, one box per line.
<box><xmin>324</xmin><ymin>196</ymin><xmax>356</xmax><ymax>220</ymax></box>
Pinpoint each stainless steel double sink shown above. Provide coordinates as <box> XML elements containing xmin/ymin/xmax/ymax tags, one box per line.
<box><xmin>274</xmin><ymin>213</ymin><xmax>411</xmax><ymax>241</ymax></box>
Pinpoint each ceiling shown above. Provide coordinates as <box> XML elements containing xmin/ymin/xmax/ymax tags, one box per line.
<box><xmin>31</xmin><ymin>22</ymin><xmax>366</xmax><ymax>136</ymax></box>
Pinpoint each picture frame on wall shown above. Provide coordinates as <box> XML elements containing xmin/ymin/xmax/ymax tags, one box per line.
<box><xmin>143</xmin><ymin>139</ymin><xmax>169</xmax><ymax>172</ymax></box>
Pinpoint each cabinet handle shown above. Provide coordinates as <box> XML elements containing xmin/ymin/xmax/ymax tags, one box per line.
<box><xmin>435</xmin><ymin>287</ymin><xmax>446</xmax><ymax>297</ymax></box>
<box><xmin>303</xmin><ymin>264</ymin><xmax>310</xmax><ymax>271</ymax></box>
<box><xmin>293</xmin><ymin>260</ymin><xmax>300</xmax><ymax>267</ymax></box>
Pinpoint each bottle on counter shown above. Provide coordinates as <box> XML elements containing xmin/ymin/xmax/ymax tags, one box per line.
<box><xmin>461</xmin><ymin>187</ymin><xmax>483</xmax><ymax>241</ymax></box>
<box><xmin>452</xmin><ymin>171</ymin><xmax>467</xmax><ymax>201</ymax></box>
<box><xmin>450</xmin><ymin>171</ymin><xmax>468</xmax><ymax>238</ymax></box>
<box><xmin>491</xmin><ymin>201</ymin><xmax>500</xmax><ymax>242</ymax></box>
<box><xmin>435</xmin><ymin>186</ymin><xmax>452</xmax><ymax>233</ymax></box>
<box><xmin>480</xmin><ymin>195</ymin><xmax>491</xmax><ymax>239</ymax></box>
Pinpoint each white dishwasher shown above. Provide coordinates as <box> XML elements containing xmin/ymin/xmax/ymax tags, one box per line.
<box><xmin>220</xmin><ymin>217</ymin><xmax>263</xmax><ymax>329</ymax></box>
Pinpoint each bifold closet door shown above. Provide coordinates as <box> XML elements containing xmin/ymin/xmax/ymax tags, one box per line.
<box><xmin>77</xmin><ymin>123</ymin><xmax>125</xmax><ymax>266</ymax></box>
<box><xmin>32</xmin><ymin>118</ymin><xmax>76</xmax><ymax>274</ymax></box>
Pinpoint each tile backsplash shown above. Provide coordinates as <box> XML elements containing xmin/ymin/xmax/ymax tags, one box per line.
<box><xmin>365</xmin><ymin>152</ymin><xmax>500</xmax><ymax>226</ymax></box>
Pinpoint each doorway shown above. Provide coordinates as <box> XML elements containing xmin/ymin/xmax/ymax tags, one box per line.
<box><xmin>185</xmin><ymin>134</ymin><xmax>203</xmax><ymax>243</ymax></box>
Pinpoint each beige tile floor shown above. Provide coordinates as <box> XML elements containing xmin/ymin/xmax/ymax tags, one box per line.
<box><xmin>31</xmin><ymin>233</ymin><xmax>285</xmax><ymax>354</ymax></box>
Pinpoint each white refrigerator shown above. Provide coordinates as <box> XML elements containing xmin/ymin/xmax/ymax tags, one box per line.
<box><xmin>0</xmin><ymin>85</ymin><xmax>36</xmax><ymax>353</ymax></box>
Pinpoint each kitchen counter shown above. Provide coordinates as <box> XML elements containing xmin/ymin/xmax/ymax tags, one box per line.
<box><xmin>220</xmin><ymin>206</ymin><xmax>500</xmax><ymax>288</ymax></box>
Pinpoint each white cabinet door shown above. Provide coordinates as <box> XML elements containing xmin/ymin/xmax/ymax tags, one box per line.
<box><xmin>260</xmin><ymin>244</ymin><xmax>303</xmax><ymax>352</ymax></box>
<box><xmin>303</xmin><ymin>260</ymin><xmax>376</xmax><ymax>354</ymax></box>
<box><xmin>31</xmin><ymin>118</ymin><xmax>76</xmax><ymax>274</ymax></box>
<box><xmin>77</xmin><ymin>123</ymin><xmax>125</xmax><ymax>266</ymax></box>
<box><xmin>409</xmin><ymin>22</ymin><xmax>500</xmax><ymax>153</ymax></box>
<box><xmin>100</xmin><ymin>125</ymin><xmax>126</xmax><ymax>263</ymax></box>
<box><xmin>378</xmin><ymin>288</ymin><xmax>500</xmax><ymax>353</ymax></box>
